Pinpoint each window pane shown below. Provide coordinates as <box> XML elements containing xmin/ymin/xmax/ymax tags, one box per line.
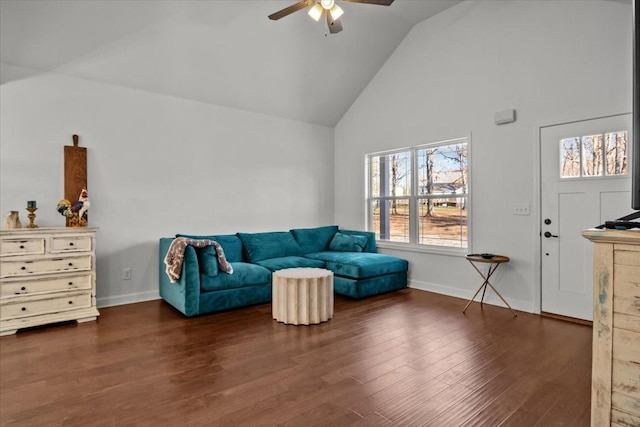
<box><xmin>370</xmin><ymin>152</ymin><xmax>411</xmax><ymax>198</ymax></box>
<box><xmin>418</xmin><ymin>143</ymin><xmax>468</xmax><ymax>197</ymax></box>
<box><xmin>370</xmin><ymin>199</ymin><xmax>409</xmax><ymax>243</ymax></box>
<box><xmin>370</xmin><ymin>156</ymin><xmax>380</xmax><ymax>197</ymax></box>
<box><xmin>581</xmin><ymin>134</ymin><xmax>603</xmax><ymax>176</ymax></box>
<box><xmin>371</xmin><ymin>199</ymin><xmax>381</xmax><ymax>237</ymax></box>
<box><xmin>560</xmin><ymin>137</ymin><xmax>580</xmax><ymax>178</ymax></box>
<box><xmin>604</xmin><ymin>131</ymin><xmax>628</xmax><ymax>176</ymax></box>
<box><xmin>418</xmin><ymin>198</ymin><xmax>467</xmax><ymax>248</ymax></box>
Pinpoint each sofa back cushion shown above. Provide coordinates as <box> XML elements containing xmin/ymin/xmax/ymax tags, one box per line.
<box><xmin>255</xmin><ymin>256</ymin><xmax>325</xmax><ymax>272</ymax></box>
<box><xmin>237</xmin><ymin>231</ymin><xmax>302</xmax><ymax>262</ymax></box>
<box><xmin>175</xmin><ymin>234</ymin><xmax>243</xmax><ymax>262</ymax></box>
<box><xmin>200</xmin><ymin>262</ymin><xmax>271</xmax><ymax>292</ymax></box>
<box><xmin>195</xmin><ymin>246</ymin><xmax>219</xmax><ymax>276</ymax></box>
<box><xmin>290</xmin><ymin>225</ymin><xmax>338</xmax><ymax>254</ymax></box>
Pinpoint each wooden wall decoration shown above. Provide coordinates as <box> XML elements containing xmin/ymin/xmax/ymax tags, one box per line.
<box><xmin>64</xmin><ymin>134</ymin><xmax>88</xmax><ymax>226</ymax></box>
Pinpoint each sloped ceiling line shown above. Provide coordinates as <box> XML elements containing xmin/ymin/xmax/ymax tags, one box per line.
<box><xmin>0</xmin><ymin>0</ymin><xmax>462</xmax><ymax>126</ymax></box>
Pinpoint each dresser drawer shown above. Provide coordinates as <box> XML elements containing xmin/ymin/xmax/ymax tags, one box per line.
<box><xmin>0</xmin><ymin>238</ymin><xmax>45</xmax><ymax>257</ymax></box>
<box><xmin>0</xmin><ymin>292</ymin><xmax>91</xmax><ymax>319</ymax></box>
<box><xmin>50</xmin><ymin>236</ymin><xmax>92</xmax><ymax>253</ymax></box>
<box><xmin>0</xmin><ymin>255</ymin><xmax>92</xmax><ymax>278</ymax></box>
<box><xmin>1</xmin><ymin>274</ymin><xmax>92</xmax><ymax>297</ymax></box>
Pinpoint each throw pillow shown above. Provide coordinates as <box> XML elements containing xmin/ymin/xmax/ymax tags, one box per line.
<box><xmin>329</xmin><ymin>232</ymin><xmax>368</xmax><ymax>252</ymax></box>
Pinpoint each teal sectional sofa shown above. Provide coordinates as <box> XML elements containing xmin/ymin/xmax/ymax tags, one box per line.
<box><xmin>158</xmin><ymin>226</ymin><xmax>408</xmax><ymax>317</ymax></box>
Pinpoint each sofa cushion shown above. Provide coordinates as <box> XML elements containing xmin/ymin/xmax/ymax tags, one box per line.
<box><xmin>334</xmin><ymin>272</ymin><xmax>407</xmax><ymax>299</ymax></box>
<box><xmin>200</xmin><ymin>262</ymin><xmax>271</xmax><ymax>292</ymax></box>
<box><xmin>290</xmin><ymin>225</ymin><xmax>338</xmax><ymax>254</ymax></box>
<box><xmin>329</xmin><ymin>232</ymin><xmax>367</xmax><ymax>252</ymax></box>
<box><xmin>305</xmin><ymin>252</ymin><xmax>408</xmax><ymax>279</ymax></box>
<box><xmin>237</xmin><ymin>231</ymin><xmax>302</xmax><ymax>262</ymax></box>
<box><xmin>176</xmin><ymin>234</ymin><xmax>243</xmax><ymax>262</ymax></box>
<box><xmin>255</xmin><ymin>256</ymin><xmax>325</xmax><ymax>272</ymax></box>
<box><xmin>198</xmin><ymin>284</ymin><xmax>272</xmax><ymax>315</ymax></box>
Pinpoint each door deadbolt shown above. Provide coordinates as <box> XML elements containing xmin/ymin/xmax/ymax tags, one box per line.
<box><xmin>544</xmin><ymin>219</ymin><xmax>552</xmax><ymax>225</ymax></box>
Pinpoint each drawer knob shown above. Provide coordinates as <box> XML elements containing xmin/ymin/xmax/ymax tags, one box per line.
<box><xmin>69</xmin><ymin>242</ymin><xmax>74</xmax><ymax>246</ymax></box>
<box><xmin>68</xmin><ymin>282</ymin><xmax>73</xmax><ymax>286</ymax></box>
<box><xmin>21</xmin><ymin>286</ymin><xmax>26</xmax><ymax>291</ymax></box>
<box><xmin>21</xmin><ymin>266</ymin><xmax>26</xmax><ymax>270</ymax></box>
<box><xmin>68</xmin><ymin>301</ymin><xmax>73</xmax><ymax>305</ymax></box>
<box><xmin>68</xmin><ymin>263</ymin><xmax>73</xmax><ymax>267</ymax></box>
<box><xmin>21</xmin><ymin>307</ymin><xmax>26</xmax><ymax>311</ymax></box>
<box><xmin>19</xmin><ymin>245</ymin><xmax>24</xmax><ymax>249</ymax></box>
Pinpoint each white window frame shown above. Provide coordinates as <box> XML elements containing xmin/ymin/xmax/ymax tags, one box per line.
<box><xmin>366</xmin><ymin>136</ymin><xmax>472</xmax><ymax>256</ymax></box>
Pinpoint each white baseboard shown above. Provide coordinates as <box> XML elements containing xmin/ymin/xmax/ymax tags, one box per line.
<box><xmin>408</xmin><ymin>279</ymin><xmax>533</xmax><ymax>314</ymax></box>
<box><xmin>95</xmin><ymin>282</ymin><xmax>533</xmax><ymax>313</ymax></box>
<box><xmin>97</xmin><ymin>291</ymin><xmax>160</xmax><ymax>308</ymax></box>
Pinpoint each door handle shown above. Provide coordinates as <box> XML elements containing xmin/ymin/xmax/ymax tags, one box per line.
<box><xmin>544</xmin><ymin>231</ymin><xmax>558</xmax><ymax>238</ymax></box>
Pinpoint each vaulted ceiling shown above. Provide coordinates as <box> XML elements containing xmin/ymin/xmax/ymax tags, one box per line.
<box><xmin>0</xmin><ymin>0</ymin><xmax>461</xmax><ymax>126</ymax></box>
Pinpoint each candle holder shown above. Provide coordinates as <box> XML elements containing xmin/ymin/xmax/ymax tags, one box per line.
<box><xmin>25</xmin><ymin>207</ymin><xmax>38</xmax><ymax>228</ymax></box>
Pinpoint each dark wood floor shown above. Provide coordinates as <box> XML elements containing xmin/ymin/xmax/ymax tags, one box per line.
<box><xmin>0</xmin><ymin>289</ymin><xmax>592</xmax><ymax>426</ymax></box>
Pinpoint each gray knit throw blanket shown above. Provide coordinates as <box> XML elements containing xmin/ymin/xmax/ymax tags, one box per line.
<box><xmin>164</xmin><ymin>237</ymin><xmax>233</xmax><ymax>283</ymax></box>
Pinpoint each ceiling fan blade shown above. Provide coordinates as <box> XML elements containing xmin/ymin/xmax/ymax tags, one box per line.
<box><xmin>326</xmin><ymin>14</ymin><xmax>343</xmax><ymax>34</ymax></box>
<box><xmin>342</xmin><ymin>0</ymin><xmax>394</xmax><ymax>5</ymax></box>
<box><xmin>268</xmin><ymin>0</ymin><xmax>315</xmax><ymax>20</ymax></box>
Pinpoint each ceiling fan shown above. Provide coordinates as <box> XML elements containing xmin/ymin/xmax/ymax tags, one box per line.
<box><xmin>268</xmin><ymin>0</ymin><xmax>394</xmax><ymax>34</ymax></box>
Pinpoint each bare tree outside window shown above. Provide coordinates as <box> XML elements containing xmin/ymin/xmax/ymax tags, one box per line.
<box><xmin>559</xmin><ymin>131</ymin><xmax>628</xmax><ymax>179</ymax></box>
<box><xmin>561</xmin><ymin>137</ymin><xmax>581</xmax><ymax>177</ymax></box>
<box><xmin>440</xmin><ymin>144</ymin><xmax>468</xmax><ymax>210</ymax></box>
<box><xmin>605</xmin><ymin>131</ymin><xmax>628</xmax><ymax>175</ymax></box>
<box><xmin>582</xmin><ymin>134</ymin><xmax>604</xmax><ymax>176</ymax></box>
<box><xmin>390</xmin><ymin>154</ymin><xmax>410</xmax><ymax>214</ymax></box>
<box><xmin>418</xmin><ymin>148</ymin><xmax>438</xmax><ymax>216</ymax></box>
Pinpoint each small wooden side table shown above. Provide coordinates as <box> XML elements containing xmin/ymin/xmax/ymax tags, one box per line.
<box><xmin>463</xmin><ymin>254</ymin><xmax>517</xmax><ymax>317</ymax></box>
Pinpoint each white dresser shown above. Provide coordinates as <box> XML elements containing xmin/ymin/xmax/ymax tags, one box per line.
<box><xmin>0</xmin><ymin>227</ymin><xmax>99</xmax><ymax>336</ymax></box>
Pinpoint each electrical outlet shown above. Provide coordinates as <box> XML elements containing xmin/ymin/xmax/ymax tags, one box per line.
<box><xmin>123</xmin><ymin>268</ymin><xmax>132</xmax><ymax>280</ymax></box>
<box><xmin>513</xmin><ymin>203</ymin><xmax>530</xmax><ymax>215</ymax></box>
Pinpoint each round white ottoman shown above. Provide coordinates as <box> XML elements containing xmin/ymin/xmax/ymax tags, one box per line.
<box><xmin>272</xmin><ymin>268</ymin><xmax>334</xmax><ymax>325</ymax></box>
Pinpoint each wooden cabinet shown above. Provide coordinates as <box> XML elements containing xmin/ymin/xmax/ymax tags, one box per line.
<box><xmin>0</xmin><ymin>227</ymin><xmax>99</xmax><ymax>336</ymax></box>
<box><xmin>582</xmin><ymin>229</ymin><xmax>640</xmax><ymax>426</ymax></box>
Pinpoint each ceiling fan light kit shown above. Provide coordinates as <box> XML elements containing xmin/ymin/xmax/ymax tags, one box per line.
<box><xmin>269</xmin><ymin>0</ymin><xmax>394</xmax><ymax>35</ymax></box>
<box><xmin>329</xmin><ymin>4</ymin><xmax>344</xmax><ymax>21</ymax></box>
<box><xmin>308</xmin><ymin>3</ymin><xmax>323</xmax><ymax>21</ymax></box>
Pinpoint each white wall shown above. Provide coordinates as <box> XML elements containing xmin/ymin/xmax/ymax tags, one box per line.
<box><xmin>0</xmin><ymin>64</ymin><xmax>334</xmax><ymax>306</ymax></box>
<box><xmin>334</xmin><ymin>0</ymin><xmax>632</xmax><ymax>312</ymax></box>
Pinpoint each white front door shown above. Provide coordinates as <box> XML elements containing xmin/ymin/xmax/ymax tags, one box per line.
<box><xmin>540</xmin><ymin>114</ymin><xmax>632</xmax><ymax>321</ymax></box>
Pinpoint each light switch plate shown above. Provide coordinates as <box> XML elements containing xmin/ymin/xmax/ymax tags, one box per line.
<box><xmin>513</xmin><ymin>203</ymin><xmax>530</xmax><ymax>215</ymax></box>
